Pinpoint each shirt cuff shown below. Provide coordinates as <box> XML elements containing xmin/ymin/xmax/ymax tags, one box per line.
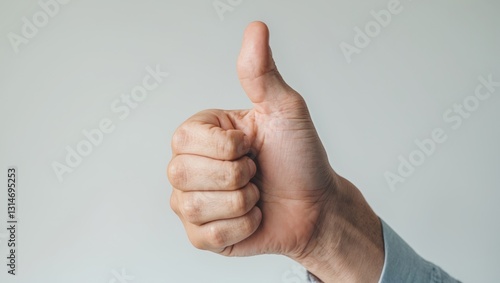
<box><xmin>378</xmin><ymin>219</ymin><xmax>461</xmax><ymax>283</ymax></box>
<box><xmin>307</xmin><ymin>219</ymin><xmax>461</xmax><ymax>283</ymax></box>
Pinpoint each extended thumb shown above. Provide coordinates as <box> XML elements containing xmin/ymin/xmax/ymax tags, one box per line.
<box><xmin>237</xmin><ymin>22</ymin><xmax>297</xmax><ymax>113</ymax></box>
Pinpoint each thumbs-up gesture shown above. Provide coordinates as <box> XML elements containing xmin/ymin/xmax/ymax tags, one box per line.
<box><xmin>168</xmin><ymin>22</ymin><xmax>384</xmax><ymax>282</ymax></box>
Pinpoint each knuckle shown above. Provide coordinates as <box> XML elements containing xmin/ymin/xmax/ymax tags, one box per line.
<box><xmin>233</xmin><ymin>164</ymin><xmax>245</xmax><ymax>186</ymax></box>
<box><xmin>230</xmin><ymin>189</ymin><xmax>247</xmax><ymax>215</ymax></box>
<box><xmin>220</xmin><ymin>162</ymin><xmax>233</xmax><ymax>187</ymax></box>
<box><xmin>207</xmin><ymin>225</ymin><xmax>227</xmax><ymax>249</ymax></box>
<box><xmin>240</xmin><ymin>215</ymin><xmax>255</xmax><ymax>235</ymax></box>
<box><xmin>189</xmin><ymin>235</ymin><xmax>207</xmax><ymax>250</ymax></box>
<box><xmin>171</xmin><ymin>126</ymin><xmax>189</xmax><ymax>152</ymax></box>
<box><xmin>169</xmin><ymin>193</ymin><xmax>180</xmax><ymax>215</ymax></box>
<box><xmin>222</xmin><ymin>161</ymin><xmax>244</xmax><ymax>188</ymax></box>
<box><xmin>181</xmin><ymin>194</ymin><xmax>202</xmax><ymax>222</ymax></box>
<box><xmin>250</xmin><ymin>183</ymin><xmax>260</xmax><ymax>201</ymax></box>
<box><xmin>246</xmin><ymin>158</ymin><xmax>256</xmax><ymax>178</ymax></box>
<box><xmin>218</xmin><ymin>134</ymin><xmax>238</xmax><ymax>159</ymax></box>
<box><xmin>167</xmin><ymin>160</ymin><xmax>187</xmax><ymax>188</ymax></box>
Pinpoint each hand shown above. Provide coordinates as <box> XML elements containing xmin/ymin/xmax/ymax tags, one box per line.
<box><xmin>168</xmin><ymin>22</ymin><xmax>384</xmax><ymax>282</ymax></box>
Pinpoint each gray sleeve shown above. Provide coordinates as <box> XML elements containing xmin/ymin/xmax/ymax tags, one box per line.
<box><xmin>378</xmin><ymin>219</ymin><xmax>461</xmax><ymax>283</ymax></box>
<box><xmin>307</xmin><ymin>219</ymin><xmax>462</xmax><ymax>283</ymax></box>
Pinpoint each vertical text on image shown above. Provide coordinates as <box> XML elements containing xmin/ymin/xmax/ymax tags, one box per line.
<box><xmin>6</xmin><ymin>167</ymin><xmax>18</xmax><ymax>276</ymax></box>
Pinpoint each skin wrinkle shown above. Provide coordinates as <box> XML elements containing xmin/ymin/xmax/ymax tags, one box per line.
<box><xmin>169</xmin><ymin>22</ymin><xmax>384</xmax><ymax>282</ymax></box>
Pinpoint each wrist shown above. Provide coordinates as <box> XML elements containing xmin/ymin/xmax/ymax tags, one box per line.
<box><xmin>291</xmin><ymin>175</ymin><xmax>385</xmax><ymax>283</ymax></box>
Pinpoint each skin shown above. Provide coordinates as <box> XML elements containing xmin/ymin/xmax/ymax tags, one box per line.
<box><xmin>168</xmin><ymin>21</ymin><xmax>384</xmax><ymax>283</ymax></box>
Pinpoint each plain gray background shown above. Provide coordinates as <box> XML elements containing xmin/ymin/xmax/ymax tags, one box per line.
<box><xmin>1</xmin><ymin>0</ymin><xmax>499</xmax><ymax>282</ymax></box>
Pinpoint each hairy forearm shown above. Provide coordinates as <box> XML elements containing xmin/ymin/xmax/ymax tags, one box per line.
<box><xmin>292</xmin><ymin>176</ymin><xmax>385</xmax><ymax>283</ymax></box>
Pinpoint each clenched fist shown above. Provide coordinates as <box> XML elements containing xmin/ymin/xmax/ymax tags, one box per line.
<box><xmin>168</xmin><ymin>22</ymin><xmax>384</xmax><ymax>282</ymax></box>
